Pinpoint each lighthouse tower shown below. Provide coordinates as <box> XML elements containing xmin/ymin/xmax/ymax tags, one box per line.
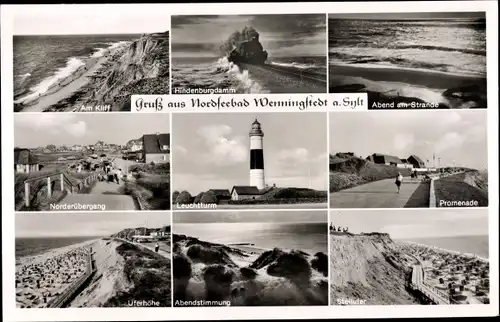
<box><xmin>249</xmin><ymin>119</ymin><xmax>265</xmax><ymax>190</ymax></box>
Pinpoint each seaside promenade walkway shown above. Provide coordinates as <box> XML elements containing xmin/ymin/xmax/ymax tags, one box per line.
<box><xmin>330</xmin><ymin>177</ymin><xmax>422</xmax><ymax>208</ymax></box>
<box><xmin>56</xmin><ymin>158</ymin><xmax>137</xmax><ymax>211</ymax></box>
<box><xmin>411</xmin><ymin>264</ymin><xmax>450</xmax><ymax>305</ymax></box>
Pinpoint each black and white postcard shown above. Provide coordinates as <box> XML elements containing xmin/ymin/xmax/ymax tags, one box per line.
<box><xmin>329</xmin><ymin>209</ymin><xmax>489</xmax><ymax>305</ymax></box>
<box><xmin>329</xmin><ymin>111</ymin><xmax>488</xmax><ymax>208</ymax></box>
<box><xmin>172</xmin><ymin>113</ymin><xmax>328</xmax><ymax>210</ymax></box>
<box><xmin>173</xmin><ymin>210</ymin><xmax>328</xmax><ymax>306</ymax></box>
<box><xmin>15</xmin><ymin>212</ymin><xmax>172</xmax><ymax>308</ymax></box>
<box><xmin>14</xmin><ymin>114</ymin><xmax>171</xmax><ymax>211</ymax></box>
<box><xmin>171</xmin><ymin>14</ymin><xmax>327</xmax><ymax>94</ymax></box>
<box><xmin>328</xmin><ymin>12</ymin><xmax>487</xmax><ymax>109</ymax></box>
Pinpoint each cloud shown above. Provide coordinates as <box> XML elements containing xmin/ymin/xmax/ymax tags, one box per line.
<box><xmin>393</xmin><ymin>133</ymin><xmax>415</xmax><ymax>151</ymax></box>
<box><xmin>15</xmin><ymin>114</ymin><xmax>87</xmax><ymax>137</ymax></box>
<box><xmin>197</xmin><ymin>125</ymin><xmax>247</xmax><ymax>165</ymax></box>
<box><xmin>174</xmin><ymin>145</ymin><xmax>188</xmax><ymax>156</ymax></box>
<box><xmin>434</xmin><ymin>132</ymin><xmax>466</xmax><ymax>153</ymax></box>
<box><xmin>63</xmin><ymin>120</ymin><xmax>87</xmax><ymax>137</ymax></box>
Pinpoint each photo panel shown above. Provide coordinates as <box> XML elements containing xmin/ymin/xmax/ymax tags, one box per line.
<box><xmin>172</xmin><ymin>210</ymin><xmax>328</xmax><ymax>306</ymax></box>
<box><xmin>328</xmin><ymin>12</ymin><xmax>487</xmax><ymax>109</ymax></box>
<box><xmin>14</xmin><ymin>113</ymin><xmax>171</xmax><ymax>212</ymax></box>
<box><xmin>13</xmin><ymin>10</ymin><xmax>170</xmax><ymax>112</ymax></box>
<box><xmin>329</xmin><ymin>209</ymin><xmax>489</xmax><ymax>305</ymax></box>
<box><xmin>15</xmin><ymin>211</ymin><xmax>172</xmax><ymax>308</ymax></box>
<box><xmin>171</xmin><ymin>14</ymin><xmax>327</xmax><ymax>94</ymax></box>
<box><xmin>329</xmin><ymin>110</ymin><xmax>488</xmax><ymax>208</ymax></box>
<box><xmin>172</xmin><ymin>112</ymin><xmax>328</xmax><ymax>210</ymax></box>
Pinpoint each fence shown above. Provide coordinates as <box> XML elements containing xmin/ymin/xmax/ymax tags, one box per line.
<box><xmin>47</xmin><ymin>248</ymin><xmax>96</xmax><ymax>308</ymax></box>
<box><xmin>23</xmin><ymin>171</ymin><xmax>100</xmax><ymax>207</ymax></box>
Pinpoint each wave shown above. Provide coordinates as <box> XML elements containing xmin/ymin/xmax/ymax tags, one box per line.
<box><xmin>269</xmin><ymin>61</ymin><xmax>319</xmax><ymax>70</ymax></box>
<box><xmin>328</xmin><ymin>48</ymin><xmax>486</xmax><ymax>77</ymax></box>
<box><xmin>14</xmin><ymin>57</ymin><xmax>85</xmax><ymax>104</ymax></box>
<box><xmin>392</xmin><ymin>44</ymin><xmax>486</xmax><ymax>56</ymax></box>
<box><xmin>91</xmin><ymin>41</ymin><xmax>130</xmax><ymax>58</ymax></box>
<box><xmin>15</xmin><ymin>40</ymin><xmax>130</xmax><ymax>104</ymax></box>
<box><xmin>216</xmin><ymin>57</ymin><xmax>267</xmax><ymax>93</ymax></box>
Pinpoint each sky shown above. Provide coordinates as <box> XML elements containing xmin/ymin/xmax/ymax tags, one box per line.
<box><xmin>15</xmin><ymin>212</ymin><xmax>171</xmax><ymax>238</ymax></box>
<box><xmin>174</xmin><ymin>210</ymin><xmax>327</xmax><ymax>223</ymax></box>
<box><xmin>171</xmin><ymin>14</ymin><xmax>326</xmax><ymax>58</ymax></box>
<box><xmin>172</xmin><ymin>113</ymin><xmax>328</xmax><ymax>194</ymax></box>
<box><xmin>13</xmin><ymin>7</ymin><xmax>170</xmax><ymax>35</ymax></box>
<box><xmin>330</xmin><ymin>209</ymin><xmax>488</xmax><ymax>240</ymax></box>
<box><xmin>14</xmin><ymin>114</ymin><xmax>170</xmax><ymax>148</ymax></box>
<box><xmin>329</xmin><ymin>110</ymin><xmax>488</xmax><ymax>170</ymax></box>
<box><xmin>328</xmin><ymin>12</ymin><xmax>486</xmax><ymax>20</ymax></box>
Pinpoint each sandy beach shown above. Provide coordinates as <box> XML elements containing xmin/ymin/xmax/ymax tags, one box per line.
<box><xmin>398</xmin><ymin>242</ymin><xmax>490</xmax><ymax>304</ymax></box>
<box><xmin>15</xmin><ymin>45</ymin><xmax>127</xmax><ymax>113</ymax></box>
<box><xmin>329</xmin><ymin>64</ymin><xmax>487</xmax><ymax>109</ymax></box>
<box><xmin>173</xmin><ymin>234</ymin><xmax>328</xmax><ymax>306</ymax></box>
<box><xmin>15</xmin><ymin>240</ymin><xmax>96</xmax><ymax>308</ymax></box>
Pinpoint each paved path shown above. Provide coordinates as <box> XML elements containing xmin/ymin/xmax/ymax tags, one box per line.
<box><xmin>411</xmin><ymin>264</ymin><xmax>450</xmax><ymax>305</ymax></box>
<box><xmin>330</xmin><ymin>178</ymin><xmax>421</xmax><ymax>208</ymax></box>
<box><xmin>56</xmin><ymin>157</ymin><xmax>138</xmax><ymax>211</ymax></box>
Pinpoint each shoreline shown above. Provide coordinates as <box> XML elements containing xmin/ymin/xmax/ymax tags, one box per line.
<box><xmin>398</xmin><ymin>240</ymin><xmax>488</xmax><ymax>263</ymax></box>
<box><xmin>16</xmin><ymin>238</ymin><xmax>100</xmax><ymax>267</ymax></box>
<box><xmin>329</xmin><ymin>63</ymin><xmax>487</xmax><ymax>108</ymax></box>
<box><xmin>14</xmin><ymin>43</ymin><xmax>130</xmax><ymax>112</ymax></box>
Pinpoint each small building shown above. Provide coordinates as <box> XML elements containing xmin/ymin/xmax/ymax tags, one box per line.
<box><xmin>14</xmin><ymin>148</ymin><xmax>40</xmax><ymax>173</ymax></box>
<box><xmin>398</xmin><ymin>159</ymin><xmax>414</xmax><ymax>169</ymax></box>
<box><xmin>142</xmin><ymin>133</ymin><xmax>170</xmax><ymax>164</ymax></box>
<box><xmin>230</xmin><ymin>186</ymin><xmax>261</xmax><ymax>201</ymax></box>
<box><xmin>407</xmin><ymin>154</ymin><xmax>426</xmax><ymax>169</ymax></box>
<box><xmin>367</xmin><ymin>153</ymin><xmax>402</xmax><ymax>166</ymax></box>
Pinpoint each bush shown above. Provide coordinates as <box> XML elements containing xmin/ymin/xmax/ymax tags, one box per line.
<box><xmin>193</xmin><ymin>192</ymin><xmax>204</xmax><ymax>204</ymax></box>
<box><xmin>200</xmin><ymin>190</ymin><xmax>217</xmax><ymax>204</ymax></box>
<box><xmin>172</xmin><ymin>191</ymin><xmax>180</xmax><ymax>202</ymax></box>
<box><xmin>311</xmin><ymin>252</ymin><xmax>328</xmax><ymax>277</ymax></box>
<box><xmin>175</xmin><ymin>190</ymin><xmax>192</xmax><ymax>204</ymax></box>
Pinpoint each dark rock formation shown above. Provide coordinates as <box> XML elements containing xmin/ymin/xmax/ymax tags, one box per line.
<box><xmin>311</xmin><ymin>252</ymin><xmax>328</xmax><ymax>277</ymax></box>
<box><xmin>203</xmin><ymin>264</ymin><xmax>234</xmax><ymax>301</ymax></box>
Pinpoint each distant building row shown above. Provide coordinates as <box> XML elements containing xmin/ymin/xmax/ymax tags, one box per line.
<box><xmin>367</xmin><ymin>153</ymin><xmax>426</xmax><ymax>170</ymax></box>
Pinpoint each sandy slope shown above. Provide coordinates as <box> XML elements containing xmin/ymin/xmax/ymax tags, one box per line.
<box><xmin>330</xmin><ymin>233</ymin><xmax>418</xmax><ymax>305</ymax></box>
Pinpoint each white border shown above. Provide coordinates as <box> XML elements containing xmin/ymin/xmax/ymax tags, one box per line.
<box><xmin>1</xmin><ymin>1</ymin><xmax>499</xmax><ymax>320</ymax></box>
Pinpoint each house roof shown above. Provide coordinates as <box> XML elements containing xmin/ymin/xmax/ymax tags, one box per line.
<box><xmin>14</xmin><ymin>148</ymin><xmax>38</xmax><ymax>165</ymax></box>
<box><xmin>208</xmin><ymin>189</ymin><xmax>231</xmax><ymax>198</ymax></box>
<box><xmin>372</xmin><ymin>153</ymin><xmax>402</xmax><ymax>164</ymax></box>
<box><xmin>143</xmin><ymin>133</ymin><xmax>170</xmax><ymax>154</ymax></box>
<box><xmin>231</xmin><ymin>186</ymin><xmax>260</xmax><ymax>195</ymax></box>
<box><xmin>409</xmin><ymin>154</ymin><xmax>426</xmax><ymax>165</ymax></box>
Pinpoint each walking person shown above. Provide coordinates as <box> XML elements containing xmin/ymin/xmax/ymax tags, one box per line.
<box><xmin>154</xmin><ymin>242</ymin><xmax>160</xmax><ymax>253</ymax></box>
<box><xmin>114</xmin><ymin>168</ymin><xmax>122</xmax><ymax>184</ymax></box>
<box><xmin>395</xmin><ymin>172</ymin><xmax>403</xmax><ymax>193</ymax></box>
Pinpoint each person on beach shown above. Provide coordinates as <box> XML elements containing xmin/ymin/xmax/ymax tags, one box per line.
<box><xmin>155</xmin><ymin>243</ymin><xmax>160</xmax><ymax>253</ymax></box>
<box><xmin>395</xmin><ymin>172</ymin><xmax>403</xmax><ymax>193</ymax></box>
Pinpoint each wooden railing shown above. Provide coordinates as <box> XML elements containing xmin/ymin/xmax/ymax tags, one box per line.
<box><xmin>23</xmin><ymin>171</ymin><xmax>100</xmax><ymax>207</ymax></box>
<box><xmin>47</xmin><ymin>248</ymin><xmax>96</xmax><ymax>308</ymax></box>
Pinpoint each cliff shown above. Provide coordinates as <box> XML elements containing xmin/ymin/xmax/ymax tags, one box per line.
<box><xmin>80</xmin><ymin>32</ymin><xmax>170</xmax><ymax>110</ymax></box>
<box><xmin>330</xmin><ymin>233</ymin><xmax>418</xmax><ymax>305</ymax></box>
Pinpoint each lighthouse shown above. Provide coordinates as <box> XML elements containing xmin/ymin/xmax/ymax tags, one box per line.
<box><xmin>249</xmin><ymin>118</ymin><xmax>265</xmax><ymax>190</ymax></box>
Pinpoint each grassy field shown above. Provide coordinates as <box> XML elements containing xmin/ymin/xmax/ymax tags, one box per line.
<box><xmin>434</xmin><ymin>172</ymin><xmax>488</xmax><ymax>207</ymax></box>
<box><xmin>330</xmin><ymin>154</ymin><xmax>411</xmax><ymax>192</ymax></box>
